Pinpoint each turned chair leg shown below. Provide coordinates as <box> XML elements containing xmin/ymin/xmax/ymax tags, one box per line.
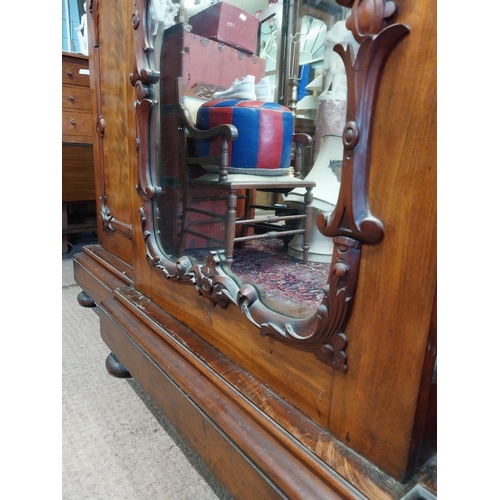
<box><xmin>224</xmin><ymin>188</ymin><xmax>238</xmax><ymax>265</ymax></box>
<box><xmin>179</xmin><ymin>187</ymin><xmax>194</xmax><ymax>256</ymax></box>
<box><xmin>302</xmin><ymin>187</ymin><xmax>314</xmax><ymax>265</ymax></box>
<box><xmin>235</xmin><ymin>188</ymin><xmax>255</xmax><ymax>245</ymax></box>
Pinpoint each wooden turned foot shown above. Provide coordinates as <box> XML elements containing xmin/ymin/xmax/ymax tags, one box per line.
<box><xmin>77</xmin><ymin>291</ymin><xmax>96</xmax><ymax>308</ymax></box>
<box><xmin>105</xmin><ymin>353</ymin><xmax>132</xmax><ymax>378</ymax></box>
<box><xmin>62</xmin><ymin>235</ymin><xmax>69</xmax><ymax>254</ymax></box>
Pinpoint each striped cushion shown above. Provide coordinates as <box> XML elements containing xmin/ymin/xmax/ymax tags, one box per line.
<box><xmin>196</xmin><ymin>100</ymin><xmax>294</xmax><ymax>172</ymax></box>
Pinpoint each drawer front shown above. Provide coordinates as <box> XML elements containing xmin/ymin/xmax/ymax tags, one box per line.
<box><xmin>62</xmin><ymin>85</ymin><xmax>92</xmax><ymax>112</ymax></box>
<box><xmin>62</xmin><ymin>59</ymin><xmax>90</xmax><ymax>87</ymax></box>
<box><xmin>62</xmin><ymin>110</ymin><xmax>94</xmax><ymax>143</ymax></box>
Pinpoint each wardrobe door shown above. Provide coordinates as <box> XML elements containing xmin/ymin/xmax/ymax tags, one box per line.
<box><xmin>87</xmin><ymin>0</ymin><xmax>138</xmax><ymax>266</ymax></box>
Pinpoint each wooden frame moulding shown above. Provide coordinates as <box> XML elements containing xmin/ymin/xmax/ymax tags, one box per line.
<box><xmin>131</xmin><ymin>0</ymin><xmax>409</xmax><ymax>373</ymax></box>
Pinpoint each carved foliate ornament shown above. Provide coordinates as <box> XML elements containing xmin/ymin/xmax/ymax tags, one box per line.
<box><xmin>132</xmin><ymin>0</ymin><xmax>409</xmax><ymax>372</ymax></box>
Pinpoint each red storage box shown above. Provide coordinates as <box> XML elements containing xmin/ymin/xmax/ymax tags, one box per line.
<box><xmin>188</xmin><ymin>2</ymin><xmax>260</xmax><ymax>54</ymax></box>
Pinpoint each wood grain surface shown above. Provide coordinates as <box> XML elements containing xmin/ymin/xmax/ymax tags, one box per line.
<box><xmin>87</xmin><ymin>0</ymin><xmax>137</xmax><ymax>265</ymax></box>
<box><xmin>325</xmin><ymin>0</ymin><xmax>437</xmax><ymax>481</ymax></box>
<box><xmin>81</xmin><ymin>0</ymin><xmax>437</xmax><ymax>492</ymax></box>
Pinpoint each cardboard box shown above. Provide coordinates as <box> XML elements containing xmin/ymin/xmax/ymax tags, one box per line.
<box><xmin>188</xmin><ymin>2</ymin><xmax>260</xmax><ymax>55</ymax></box>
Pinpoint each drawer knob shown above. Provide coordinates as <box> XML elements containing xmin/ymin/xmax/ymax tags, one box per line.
<box><xmin>68</xmin><ymin>94</ymin><xmax>74</xmax><ymax>101</ymax></box>
<box><xmin>66</xmin><ymin>69</ymin><xmax>73</xmax><ymax>76</ymax></box>
<box><xmin>70</xmin><ymin>119</ymin><xmax>76</xmax><ymax>125</ymax></box>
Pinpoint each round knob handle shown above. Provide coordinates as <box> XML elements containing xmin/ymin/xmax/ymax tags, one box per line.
<box><xmin>70</xmin><ymin>119</ymin><xmax>76</xmax><ymax>125</ymax></box>
<box><xmin>66</xmin><ymin>69</ymin><xmax>73</xmax><ymax>76</ymax></box>
<box><xmin>68</xmin><ymin>94</ymin><xmax>74</xmax><ymax>101</ymax></box>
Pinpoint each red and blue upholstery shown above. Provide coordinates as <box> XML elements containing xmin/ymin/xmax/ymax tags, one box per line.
<box><xmin>196</xmin><ymin>100</ymin><xmax>294</xmax><ymax>174</ymax></box>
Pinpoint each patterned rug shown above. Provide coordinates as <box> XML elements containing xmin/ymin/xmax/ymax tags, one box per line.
<box><xmin>231</xmin><ymin>239</ymin><xmax>330</xmax><ymax>310</ymax></box>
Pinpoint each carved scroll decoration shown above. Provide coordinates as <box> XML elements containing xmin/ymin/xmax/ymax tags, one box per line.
<box><xmin>317</xmin><ymin>21</ymin><xmax>409</xmax><ymax>245</ymax></box>
<box><xmin>133</xmin><ymin>0</ymin><xmax>188</xmax><ymax>278</ymax></box>
<box><xmin>132</xmin><ymin>0</ymin><xmax>409</xmax><ymax>372</ymax></box>
<box><xmin>336</xmin><ymin>0</ymin><xmax>397</xmax><ymax>43</ymax></box>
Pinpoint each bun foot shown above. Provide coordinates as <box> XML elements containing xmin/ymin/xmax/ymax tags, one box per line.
<box><xmin>105</xmin><ymin>352</ymin><xmax>132</xmax><ymax>378</ymax></box>
<box><xmin>77</xmin><ymin>291</ymin><xmax>96</xmax><ymax>308</ymax></box>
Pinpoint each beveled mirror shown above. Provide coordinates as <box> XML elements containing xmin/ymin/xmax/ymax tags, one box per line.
<box><xmin>131</xmin><ymin>0</ymin><xmax>409</xmax><ymax>372</ymax></box>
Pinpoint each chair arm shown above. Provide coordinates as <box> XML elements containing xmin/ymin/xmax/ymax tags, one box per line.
<box><xmin>179</xmin><ymin>105</ymin><xmax>238</xmax><ymax>142</ymax></box>
<box><xmin>176</xmin><ymin>76</ymin><xmax>238</xmax><ymax>182</ymax></box>
<box><xmin>292</xmin><ymin>133</ymin><xmax>313</xmax><ymax>148</ymax></box>
<box><xmin>176</xmin><ymin>77</ymin><xmax>238</xmax><ymax>142</ymax></box>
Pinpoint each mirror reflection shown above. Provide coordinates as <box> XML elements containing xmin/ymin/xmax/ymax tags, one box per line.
<box><xmin>149</xmin><ymin>0</ymin><xmax>355</xmax><ymax>315</ymax></box>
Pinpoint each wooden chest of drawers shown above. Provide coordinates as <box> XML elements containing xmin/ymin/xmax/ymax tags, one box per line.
<box><xmin>62</xmin><ymin>52</ymin><xmax>97</xmax><ymax>253</ymax></box>
<box><xmin>62</xmin><ymin>53</ymin><xmax>93</xmax><ymax>142</ymax></box>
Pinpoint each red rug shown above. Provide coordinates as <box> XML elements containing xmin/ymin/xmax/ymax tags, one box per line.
<box><xmin>231</xmin><ymin>239</ymin><xmax>330</xmax><ymax>310</ymax></box>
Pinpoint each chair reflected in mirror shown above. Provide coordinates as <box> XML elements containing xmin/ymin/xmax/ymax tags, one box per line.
<box><xmin>175</xmin><ymin>77</ymin><xmax>316</xmax><ymax>266</ymax></box>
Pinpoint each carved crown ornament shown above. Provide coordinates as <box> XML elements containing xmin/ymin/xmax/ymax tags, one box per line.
<box><xmin>130</xmin><ymin>0</ymin><xmax>409</xmax><ymax>373</ymax></box>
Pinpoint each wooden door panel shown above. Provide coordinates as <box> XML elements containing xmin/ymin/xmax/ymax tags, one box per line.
<box><xmin>325</xmin><ymin>0</ymin><xmax>437</xmax><ymax>482</ymax></box>
<box><xmin>88</xmin><ymin>0</ymin><xmax>138</xmax><ymax>265</ymax></box>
